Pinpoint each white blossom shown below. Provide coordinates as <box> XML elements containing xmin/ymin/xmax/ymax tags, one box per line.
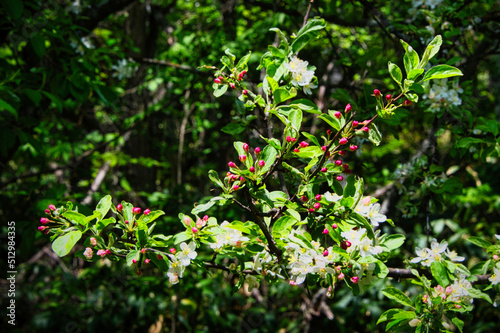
<box><xmin>367</xmin><ymin>203</ymin><xmax>387</xmax><ymax>227</ymax></box>
<box><xmin>490</xmin><ymin>267</ymin><xmax>500</xmax><ymax>286</ymax></box>
<box><xmin>177</xmin><ymin>242</ymin><xmax>197</xmax><ymax>266</ymax></box>
<box><xmin>112</xmin><ymin>59</ymin><xmax>136</xmax><ymax>80</ymax></box>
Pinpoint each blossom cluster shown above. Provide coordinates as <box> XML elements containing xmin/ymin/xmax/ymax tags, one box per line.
<box><xmin>411</xmin><ymin>239</ymin><xmax>465</xmax><ymax>267</ymax></box>
<box><xmin>167</xmin><ymin>242</ymin><xmax>197</xmax><ymax>284</ymax></box>
<box><xmin>423</xmin><ymin>79</ymin><xmax>463</xmax><ymax>112</ymax></box>
<box><xmin>286</xmin><ymin>56</ymin><xmax>317</xmax><ymax>94</ymax></box>
<box><xmin>425</xmin><ymin>274</ymin><xmax>474</xmax><ymax>307</ymax></box>
<box><xmin>112</xmin><ymin>59</ymin><xmax>137</xmax><ymax>80</ymax></box>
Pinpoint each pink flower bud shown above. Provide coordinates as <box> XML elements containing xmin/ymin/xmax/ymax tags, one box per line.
<box><xmin>339</xmin><ymin>138</ymin><xmax>348</xmax><ymax>145</ymax></box>
<box><xmin>83</xmin><ymin>247</ymin><xmax>93</xmax><ymax>260</ymax></box>
<box><xmin>286</xmin><ymin>136</ymin><xmax>292</xmax><ymax>142</ymax></box>
<box><xmin>214</xmin><ymin>78</ymin><xmax>222</xmax><ymax>84</ymax></box>
<box><xmin>334</xmin><ymin>111</ymin><xmax>342</xmax><ymax>119</ymax></box>
<box><xmin>454</xmin><ymin>304</ymin><xmax>462</xmax><ymax>309</ymax></box>
<box><xmin>90</xmin><ymin>237</ymin><xmax>97</xmax><ymax>246</ymax></box>
<box><xmin>343</xmin><ymin>163</ymin><xmax>349</xmax><ymax>170</ymax></box>
<box><xmin>239</xmin><ymin>70</ymin><xmax>247</xmax><ymax>78</ymax></box>
<box><xmin>125</xmin><ymin>220</ymin><xmax>129</xmax><ymax>224</ymax></box>
<box><xmin>294</xmin><ymin>148</ymin><xmax>300</xmax><ymax>153</ymax></box>
<box><xmin>289</xmin><ymin>280</ymin><xmax>296</xmax><ymax>286</ymax></box>
<box><xmin>335</xmin><ymin>160</ymin><xmax>342</xmax><ymax>166</ymax></box>
<box><xmin>105</xmin><ymin>249</ymin><xmax>111</xmax><ymax>255</ymax></box>
<box><xmin>385</xmin><ymin>94</ymin><xmax>392</xmax><ymax>101</ymax></box>
<box><xmin>352</xmin><ymin>120</ymin><xmax>359</xmax><ymax>127</ymax></box>
<box><xmin>321</xmin><ymin>167</ymin><xmax>327</xmax><ymax>172</ymax></box>
<box><xmin>249</xmin><ymin>166</ymin><xmax>255</xmax><ymax>172</ymax></box>
<box><xmin>301</xmin><ymin>196</ymin><xmax>308</xmax><ymax>202</ymax></box>
<box><xmin>117</xmin><ymin>204</ymin><xmax>123</xmax><ymax>212</ymax></box>
<box><xmin>327</xmin><ymin>129</ymin><xmax>332</xmax><ymax>136</ymax></box>
<box><xmin>242</xmin><ymin>89</ymin><xmax>248</xmax><ymax>95</ymax></box>
<box><xmin>97</xmin><ymin>249</ymin><xmax>106</xmax><ymax>258</ymax></box>
<box><xmin>132</xmin><ymin>259</ymin><xmax>137</xmax><ymax>264</ymax></box>
<box><xmin>218</xmin><ymin>76</ymin><xmax>224</xmax><ymax>81</ymax></box>
<box><xmin>240</xmin><ymin>176</ymin><xmax>245</xmax><ymax>182</ymax></box>
<box><xmin>258</xmin><ymin>160</ymin><xmax>265</xmax><ymax>167</ymax></box>
<box><xmin>169</xmin><ymin>248</ymin><xmax>176</xmax><ymax>254</ymax></box>
<box><xmin>323</xmin><ymin>250</ymin><xmax>329</xmax><ymax>256</ymax></box>
<box><xmin>351</xmin><ymin>276</ymin><xmax>359</xmax><ymax>283</ymax></box>
<box><xmin>345</xmin><ymin>104</ymin><xmax>352</xmax><ymax>113</ymax></box>
<box><xmin>336</xmin><ymin>175</ymin><xmax>344</xmax><ymax>181</ymax></box>
<box><xmin>45</xmin><ymin>209</ymin><xmax>51</xmax><ymax>214</ymax></box>
<box><xmin>228</xmin><ymin>161</ymin><xmax>236</xmax><ymax>168</ymax></box>
<box><xmin>321</xmin><ymin>146</ymin><xmax>327</xmax><ymax>151</ymax></box>
<box><xmin>229</xmin><ymin>83</ymin><xmax>235</xmax><ymax>89</ymax></box>
<box><xmin>231</xmin><ymin>174</ymin><xmax>238</xmax><ymax>181</ymax></box>
<box><xmin>254</xmin><ymin>147</ymin><xmax>261</xmax><ymax>154</ymax></box>
<box><xmin>49</xmin><ymin>204</ymin><xmax>56</xmax><ymax>211</ymax></box>
<box><xmin>40</xmin><ymin>217</ymin><xmax>49</xmax><ymax>224</ymax></box>
<box><xmin>404</xmin><ymin>99</ymin><xmax>412</xmax><ymax>106</ymax></box>
<box><xmin>349</xmin><ymin>145</ymin><xmax>358</xmax><ymax>151</ymax></box>
<box><xmin>338</xmin><ymin>272</ymin><xmax>344</xmax><ymax>280</ymax></box>
<box><xmin>494</xmin><ymin>254</ymin><xmax>499</xmax><ymax>260</ymax></box>
<box><xmin>203</xmin><ymin>215</ymin><xmax>209</xmax><ymax>221</ymax></box>
<box><xmin>141</xmin><ymin>248</ymin><xmax>146</xmax><ymax>254</ymax></box>
<box><xmin>144</xmin><ymin>208</ymin><xmax>151</xmax><ymax>215</ymax></box>
<box><xmin>144</xmin><ymin>258</ymin><xmax>150</xmax><ymax>264</ymax></box>
<box><xmin>373</xmin><ymin>89</ymin><xmax>381</xmax><ymax>98</ymax></box>
<box><xmin>137</xmin><ymin>270</ymin><xmax>142</xmax><ymax>276</ymax></box>
<box><xmin>323</xmin><ymin>228</ymin><xmax>329</xmax><ymax>234</ymax></box>
<box><xmin>133</xmin><ymin>207</ymin><xmax>141</xmax><ymax>214</ymax></box>
<box><xmin>308</xmin><ymin>208</ymin><xmax>315</xmax><ymax>213</ymax></box>
<box><xmin>332</xmin><ymin>224</ymin><xmax>338</xmax><ymax>229</ymax></box>
<box><xmin>299</xmin><ymin>141</ymin><xmax>309</xmax><ymax>148</ymax></box>
<box><xmin>38</xmin><ymin>226</ymin><xmax>47</xmax><ymax>231</ymax></box>
<box><xmin>243</xmin><ymin>143</ymin><xmax>249</xmax><ymax>152</ymax></box>
<box><xmin>315</xmin><ymin>194</ymin><xmax>322</xmax><ymax>201</ymax></box>
<box><xmin>339</xmin><ymin>150</ymin><xmax>346</xmax><ymax>156</ymax></box>
<box><xmin>346</xmin><ymin>241</ymin><xmax>351</xmax><ymax>247</ymax></box>
<box><xmin>239</xmin><ymin>154</ymin><xmax>247</xmax><ymax>162</ymax></box>
<box><xmin>314</xmin><ymin>203</ymin><xmax>321</xmax><ymax>210</ymax></box>
<box><xmin>232</xmin><ymin>184</ymin><xmax>239</xmax><ymax>191</ymax></box>
<box><xmin>157</xmin><ymin>254</ymin><xmax>163</xmax><ymax>260</ymax></box>
<box><xmin>362</xmin><ymin>126</ymin><xmax>369</xmax><ymax>132</ymax></box>
<box><xmin>291</xmin><ymin>137</ymin><xmax>297</xmax><ymax>142</ymax></box>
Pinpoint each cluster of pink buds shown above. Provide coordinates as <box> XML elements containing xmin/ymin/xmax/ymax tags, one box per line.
<box><xmin>286</xmin><ymin>136</ymin><xmax>297</xmax><ymax>143</ymax></box>
<box><xmin>214</xmin><ymin>76</ymin><xmax>224</xmax><ymax>84</ymax></box>
<box><xmin>238</xmin><ymin>70</ymin><xmax>247</xmax><ymax>81</ymax></box>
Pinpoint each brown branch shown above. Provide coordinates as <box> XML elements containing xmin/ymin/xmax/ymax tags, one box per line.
<box><xmin>132</xmin><ymin>57</ymin><xmax>210</xmax><ymax>76</ymax></box>
<box><xmin>302</xmin><ymin>0</ymin><xmax>314</xmax><ymax>27</ymax></box>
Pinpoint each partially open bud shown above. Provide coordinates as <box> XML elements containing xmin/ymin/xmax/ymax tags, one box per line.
<box><xmin>345</xmin><ymin>104</ymin><xmax>352</xmax><ymax>113</ymax></box>
<box><xmin>239</xmin><ymin>154</ymin><xmax>247</xmax><ymax>162</ymax></box>
<box><xmin>299</xmin><ymin>141</ymin><xmax>309</xmax><ymax>148</ymax></box>
<box><xmin>334</xmin><ymin>111</ymin><xmax>341</xmax><ymax>119</ymax></box>
<box><xmin>169</xmin><ymin>248</ymin><xmax>176</xmax><ymax>254</ymax></box>
<box><xmin>133</xmin><ymin>207</ymin><xmax>141</xmax><ymax>214</ymax></box>
<box><xmin>144</xmin><ymin>208</ymin><xmax>151</xmax><ymax>215</ymax></box>
<box><xmin>40</xmin><ymin>217</ymin><xmax>49</xmax><ymax>224</ymax></box>
<box><xmin>49</xmin><ymin>204</ymin><xmax>56</xmax><ymax>211</ymax></box>
<box><xmin>314</xmin><ymin>203</ymin><xmax>321</xmax><ymax>210</ymax></box>
<box><xmin>350</xmin><ymin>276</ymin><xmax>359</xmax><ymax>283</ymax></box>
<box><xmin>83</xmin><ymin>247</ymin><xmax>93</xmax><ymax>260</ymax></box>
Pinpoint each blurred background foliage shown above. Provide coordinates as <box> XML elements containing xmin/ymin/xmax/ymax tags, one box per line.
<box><xmin>1</xmin><ymin>0</ymin><xmax>499</xmax><ymax>332</ymax></box>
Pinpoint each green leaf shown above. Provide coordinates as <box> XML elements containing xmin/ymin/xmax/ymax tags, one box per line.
<box><xmin>430</xmin><ymin>261</ymin><xmax>450</xmax><ymax>286</ymax></box>
<box><xmin>466</xmin><ymin>236</ymin><xmax>492</xmax><ymax>249</ymax></box>
<box><xmin>268</xmin><ymin>45</ymin><xmax>285</xmax><ymax>58</ymax></box>
<box><xmin>213</xmin><ymin>84</ymin><xmax>228</xmax><ymax>97</ymax></box>
<box><xmin>421</xmin><ymin>65</ymin><xmax>463</xmax><ymax>81</ymax></box>
<box><xmin>400</xmin><ymin>40</ymin><xmax>420</xmax><ymax>74</ymax></box>
<box><xmin>289</xmin><ymin>109</ymin><xmax>303</xmax><ymax>132</ymax></box>
<box><xmin>418</xmin><ymin>35</ymin><xmax>442</xmax><ymax>69</ymax></box>
<box><xmin>282</xmin><ymin>161</ymin><xmax>305</xmax><ymax>179</ymax></box>
<box><xmin>174</xmin><ymin>231</ymin><xmax>191</xmax><ymax>245</ymax></box>
<box><xmin>452</xmin><ymin>317</ymin><xmax>464</xmax><ymax>333</ymax></box>
<box><xmin>407</xmin><ymin>68</ymin><xmax>424</xmax><ymax>81</ymax></box>
<box><xmin>367</xmin><ymin>123</ymin><xmax>382</xmax><ymax>146</ymax></box>
<box><xmin>192</xmin><ymin>200</ymin><xmax>216</xmax><ymax>215</ymax></box>
<box><xmin>388</xmin><ymin>61</ymin><xmax>403</xmax><ymax>86</ymax></box>
<box><xmin>141</xmin><ymin>210</ymin><xmax>165</xmax><ymax>224</ymax></box>
<box><xmin>274</xmin><ymin>87</ymin><xmax>296</xmax><ymax>104</ymax></box>
<box><xmin>0</xmin><ymin>98</ymin><xmax>18</xmax><ymax>119</ymax></box>
<box><xmin>236</xmin><ymin>52</ymin><xmax>251</xmax><ymax>70</ymax></box>
<box><xmin>301</xmin><ymin>132</ymin><xmax>320</xmax><ymax>147</ymax></box>
<box><xmin>291</xmin><ymin>18</ymin><xmax>326</xmax><ymax>54</ymax></box>
<box><xmin>266</xmin><ymin>76</ymin><xmax>279</xmax><ymax>93</ymax></box>
<box><xmin>318</xmin><ymin>114</ymin><xmax>340</xmax><ymax>131</ymax></box>
<box><xmin>96</xmin><ymin>217</ymin><xmax>115</xmax><ymax>233</ymax></box>
<box><xmin>126</xmin><ymin>250</ymin><xmax>140</xmax><ymax>266</ymax></box>
<box><xmin>381</xmin><ymin>286</ymin><xmax>414</xmax><ymax>309</ymax></box>
<box><xmin>386</xmin><ymin>311</ymin><xmax>416</xmax><ymax>331</ymax></box>
<box><xmin>259</xmin><ymin>145</ymin><xmax>278</xmax><ymax>174</ymax></box>
<box><xmin>289</xmin><ymin>99</ymin><xmax>321</xmax><ymax>114</ymax></box>
<box><xmin>63</xmin><ymin>211</ymin><xmax>88</xmax><ymax>226</ymax></box>
<box><xmin>381</xmin><ymin>234</ymin><xmax>406</xmax><ymax>251</ymax></box>
<box><xmin>30</xmin><ymin>34</ymin><xmax>45</xmax><ymax>58</ymax></box>
<box><xmin>208</xmin><ymin>170</ymin><xmax>224</xmax><ymax>188</ymax></box>
<box><xmin>269</xmin><ymin>27</ymin><xmax>289</xmax><ymax>53</ymax></box>
<box><xmin>272</xmin><ymin>216</ymin><xmax>298</xmax><ymax>237</ymax></box>
<box><xmin>52</xmin><ymin>231</ymin><xmax>83</xmax><ymax>257</ymax></box>
<box><xmin>221</xmin><ymin>122</ymin><xmax>245</xmax><ymax>135</ymax></box>
<box><xmin>96</xmin><ymin>195</ymin><xmax>112</xmax><ymax>220</ymax></box>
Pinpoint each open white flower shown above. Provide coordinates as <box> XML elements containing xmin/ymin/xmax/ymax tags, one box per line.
<box><xmin>177</xmin><ymin>242</ymin><xmax>197</xmax><ymax>266</ymax></box>
<box><xmin>445</xmin><ymin>249</ymin><xmax>465</xmax><ymax>262</ymax></box>
<box><xmin>167</xmin><ymin>254</ymin><xmax>184</xmax><ymax>284</ymax></box>
<box><xmin>367</xmin><ymin>203</ymin><xmax>386</xmax><ymax>227</ymax></box>
<box><xmin>490</xmin><ymin>267</ymin><xmax>500</xmax><ymax>285</ymax></box>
